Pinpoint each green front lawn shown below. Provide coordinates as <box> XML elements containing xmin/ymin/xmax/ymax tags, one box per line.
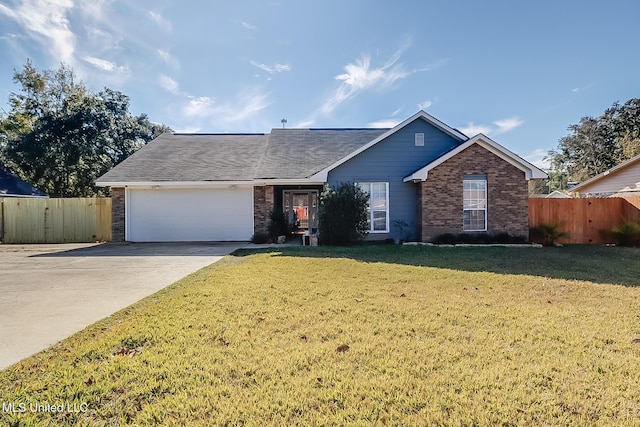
<box><xmin>2</xmin><ymin>245</ymin><xmax>640</xmax><ymax>426</ymax></box>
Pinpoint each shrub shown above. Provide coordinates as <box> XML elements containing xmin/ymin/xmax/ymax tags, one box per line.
<box><xmin>433</xmin><ymin>233</ymin><xmax>457</xmax><ymax>244</ymax></box>
<box><xmin>391</xmin><ymin>219</ymin><xmax>416</xmax><ymax>243</ymax></box>
<box><xmin>250</xmin><ymin>232</ymin><xmax>269</xmax><ymax>244</ymax></box>
<box><xmin>267</xmin><ymin>208</ymin><xmax>288</xmax><ymax>240</ymax></box>
<box><xmin>433</xmin><ymin>232</ymin><xmax>528</xmax><ymax>244</ymax></box>
<box><xmin>611</xmin><ymin>221</ymin><xmax>640</xmax><ymax>247</ymax></box>
<box><xmin>457</xmin><ymin>233</ymin><xmax>494</xmax><ymax>244</ymax></box>
<box><xmin>493</xmin><ymin>232</ymin><xmax>512</xmax><ymax>243</ymax></box>
<box><xmin>318</xmin><ymin>183</ymin><xmax>369</xmax><ymax>246</ymax></box>
<box><xmin>510</xmin><ymin>234</ymin><xmax>527</xmax><ymax>244</ymax></box>
<box><xmin>530</xmin><ymin>222</ymin><xmax>570</xmax><ymax>246</ymax></box>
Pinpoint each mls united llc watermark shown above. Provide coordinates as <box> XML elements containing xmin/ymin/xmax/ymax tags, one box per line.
<box><xmin>2</xmin><ymin>401</ymin><xmax>89</xmax><ymax>414</ymax></box>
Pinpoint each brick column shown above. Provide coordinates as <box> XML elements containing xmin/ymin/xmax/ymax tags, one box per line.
<box><xmin>253</xmin><ymin>186</ymin><xmax>274</xmax><ymax>234</ymax></box>
<box><xmin>111</xmin><ymin>187</ymin><xmax>126</xmax><ymax>242</ymax></box>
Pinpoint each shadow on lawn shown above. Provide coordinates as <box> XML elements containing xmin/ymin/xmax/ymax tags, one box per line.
<box><xmin>233</xmin><ymin>244</ymin><xmax>640</xmax><ymax>287</ymax></box>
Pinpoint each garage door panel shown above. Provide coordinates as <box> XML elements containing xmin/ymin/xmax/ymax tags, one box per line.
<box><xmin>128</xmin><ymin>188</ymin><xmax>253</xmax><ymax>242</ymax></box>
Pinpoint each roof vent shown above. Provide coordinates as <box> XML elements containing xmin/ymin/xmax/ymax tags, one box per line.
<box><xmin>415</xmin><ymin>133</ymin><xmax>424</xmax><ymax>147</ymax></box>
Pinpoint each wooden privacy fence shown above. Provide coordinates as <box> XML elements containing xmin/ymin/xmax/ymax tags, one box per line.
<box><xmin>0</xmin><ymin>198</ymin><xmax>111</xmax><ymax>244</ymax></box>
<box><xmin>529</xmin><ymin>197</ymin><xmax>640</xmax><ymax>244</ymax></box>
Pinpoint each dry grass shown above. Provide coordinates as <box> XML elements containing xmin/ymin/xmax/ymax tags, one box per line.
<box><xmin>2</xmin><ymin>246</ymin><xmax>640</xmax><ymax>426</ymax></box>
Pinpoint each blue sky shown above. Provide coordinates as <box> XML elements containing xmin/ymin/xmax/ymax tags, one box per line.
<box><xmin>1</xmin><ymin>0</ymin><xmax>638</xmax><ymax>168</ymax></box>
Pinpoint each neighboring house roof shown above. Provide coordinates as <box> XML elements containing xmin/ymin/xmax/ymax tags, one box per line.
<box><xmin>569</xmin><ymin>153</ymin><xmax>640</xmax><ymax>196</ymax></box>
<box><xmin>0</xmin><ymin>164</ymin><xmax>48</xmax><ymax>197</ymax></box>
<box><xmin>403</xmin><ymin>134</ymin><xmax>548</xmax><ymax>182</ymax></box>
<box><xmin>545</xmin><ymin>190</ymin><xmax>571</xmax><ymax>198</ymax></box>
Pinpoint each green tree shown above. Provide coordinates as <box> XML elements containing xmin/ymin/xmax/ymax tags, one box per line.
<box><xmin>607</xmin><ymin>99</ymin><xmax>640</xmax><ymax>161</ymax></box>
<box><xmin>0</xmin><ymin>61</ymin><xmax>171</xmax><ymax>197</ymax></box>
<box><xmin>318</xmin><ymin>182</ymin><xmax>369</xmax><ymax>246</ymax></box>
<box><xmin>546</xmin><ymin>99</ymin><xmax>640</xmax><ymax>188</ymax></box>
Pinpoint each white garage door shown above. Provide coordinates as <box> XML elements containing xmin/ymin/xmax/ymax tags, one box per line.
<box><xmin>127</xmin><ymin>187</ymin><xmax>253</xmax><ymax>242</ymax></box>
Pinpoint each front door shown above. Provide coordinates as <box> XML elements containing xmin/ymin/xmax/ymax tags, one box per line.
<box><xmin>283</xmin><ymin>190</ymin><xmax>318</xmax><ymax>232</ymax></box>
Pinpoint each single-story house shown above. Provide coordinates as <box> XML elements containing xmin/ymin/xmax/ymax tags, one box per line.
<box><xmin>96</xmin><ymin>111</ymin><xmax>547</xmax><ymax>243</ymax></box>
<box><xmin>0</xmin><ymin>164</ymin><xmax>48</xmax><ymax>198</ymax></box>
<box><xmin>569</xmin><ymin>153</ymin><xmax>640</xmax><ymax>197</ymax></box>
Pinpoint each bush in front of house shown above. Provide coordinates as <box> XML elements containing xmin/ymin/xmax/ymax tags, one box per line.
<box><xmin>267</xmin><ymin>208</ymin><xmax>289</xmax><ymax>241</ymax></box>
<box><xmin>433</xmin><ymin>233</ymin><xmax>457</xmax><ymax>244</ymax></box>
<box><xmin>250</xmin><ymin>231</ymin><xmax>269</xmax><ymax>244</ymax></box>
<box><xmin>610</xmin><ymin>220</ymin><xmax>640</xmax><ymax>247</ymax></box>
<box><xmin>432</xmin><ymin>232</ymin><xmax>527</xmax><ymax>245</ymax></box>
<box><xmin>318</xmin><ymin>183</ymin><xmax>369</xmax><ymax>246</ymax></box>
<box><xmin>530</xmin><ymin>222</ymin><xmax>570</xmax><ymax>246</ymax></box>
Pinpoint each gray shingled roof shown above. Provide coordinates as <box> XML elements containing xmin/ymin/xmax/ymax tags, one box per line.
<box><xmin>97</xmin><ymin>133</ymin><xmax>268</xmax><ymax>182</ymax></box>
<box><xmin>256</xmin><ymin>128</ymin><xmax>388</xmax><ymax>179</ymax></box>
<box><xmin>0</xmin><ymin>164</ymin><xmax>48</xmax><ymax>197</ymax></box>
<box><xmin>96</xmin><ymin>128</ymin><xmax>388</xmax><ymax>183</ymax></box>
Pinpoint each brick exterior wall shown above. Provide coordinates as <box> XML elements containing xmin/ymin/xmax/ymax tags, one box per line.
<box><xmin>111</xmin><ymin>187</ymin><xmax>126</xmax><ymax>242</ymax></box>
<box><xmin>253</xmin><ymin>185</ymin><xmax>274</xmax><ymax>235</ymax></box>
<box><xmin>419</xmin><ymin>143</ymin><xmax>529</xmax><ymax>242</ymax></box>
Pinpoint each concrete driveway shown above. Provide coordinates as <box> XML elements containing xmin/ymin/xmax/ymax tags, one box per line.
<box><xmin>0</xmin><ymin>242</ymin><xmax>244</xmax><ymax>370</ymax></box>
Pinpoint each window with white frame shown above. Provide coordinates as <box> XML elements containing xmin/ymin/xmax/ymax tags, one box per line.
<box><xmin>358</xmin><ymin>182</ymin><xmax>389</xmax><ymax>232</ymax></box>
<box><xmin>463</xmin><ymin>177</ymin><xmax>487</xmax><ymax>231</ymax></box>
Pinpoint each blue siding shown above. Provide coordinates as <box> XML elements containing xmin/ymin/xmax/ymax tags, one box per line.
<box><xmin>327</xmin><ymin>118</ymin><xmax>462</xmax><ymax>241</ymax></box>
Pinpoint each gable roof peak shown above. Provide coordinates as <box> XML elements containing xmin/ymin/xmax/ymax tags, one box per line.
<box><xmin>403</xmin><ymin>110</ymin><xmax>469</xmax><ymax>141</ymax></box>
<box><xmin>403</xmin><ymin>132</ymin><xmax>548</xmax><ymax>182</ymax></box>
<box><xmin>306</xmin><ymin>111</ymin><xmax>469</xmax><ymax>182</ymax></box>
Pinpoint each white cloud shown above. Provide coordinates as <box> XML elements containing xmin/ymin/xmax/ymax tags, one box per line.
<box><xmin>79</xmin><ymin>57</ymin><xmax>130</xmax><ymax>85</ymax></box>
<box><xmin>158</xmin><ymin>74</ymin><xmax>179</xmax><ymax>94</ymax></box>
<box><xmin>320</xmin><ymin>44</ymin><xmax>425</xmax><ymax>116</ymax></box>
<box><xmin>0</xmin><ymin>4</ymin><xmax>17</xmax><ymax>19</ymax></box>
<box><xmin>78</xmin><ymin>0</ymin><xmax>109</xmax><ymax>20</ymax></box>
<box><xmin>274</xmin><ymin>64</ymin><xmax>291</xmax><ymax>72</ymax></box>
<box><xmin>149</xmin><ymin>10</ymin><xmax>171</xmax><ymax>31</ymax></box>
<box><xmin>182</xmin><ymin>88</ymin><xmax>270</xmax><ymax>122</ymax></box>
<box><xmin>0</xmin><ymin>0</ymin><xmax>76</xmax><ymax>65</ymax></box>
<box><xmin>225</xmin><ymin>88</ymin><xmax>270</xmax><ymax>121</ymax></box>
<box><xmin>417</xmin><ymin>100</ymin><xmax>432</xmax><ymax>110</ymax></box>
<box><xmin>493</xmin><ymin>117</ymin><xmax>523</xmax><ymax>135</ymax></box>
<box><xmin>82</xmin><ymin>55</ymin><xmax>120</xmax><ymax>72</ymax></box>
<box><xmin>250</xmin><ymin>60</ymin><xmax>291</xmax><ymax>74</ymax></box>
<box><xmin>157</xmin><ymin>49</ymin><xmax>171</xmax><ymax>62</ymax></box>
<box><xmin>157</xmin><ymin>49</ymin><xmax>179</xmax><ymax>68</ymax></box>
<box><xmin>241</xmin><ymin>21</ymin><xmax>257</xmax><ymax>31</ymax></box>
<box><xmin>459</xmin><ymin>117</ymin><xmax>523</xmax><ymax>137</ymax></box>
<box><xmin>173</xmin><ymin>126</ymin><xmax>202</xmax><ymax>134</ymax></box>
<box><xmin>295</xmin><ymin>119</ymin><xmax>316</xmax><ymax>128</ymax></box>
<box><xmin>367</xmin><ymin>119</ymin><xmax>400</xmax><ymax>128</ymax></box>
<box><xmin>183</xmin><ymin>96</ymin><xmax>219</xmax><ymax>118</ymax></box>
<box><xmin>459</xmin><ymin>122</ymin><xmax>493</xmax><ymax>136</ymax></box>
<box><xmin>85</xmin><ymin>27</ymin><xmax>121</xmax><ymax>53</ymax></box>
<box><xmin>525</xmin><ymin>148</ymin><xmax>551</xmax><ymax>169</ymax></box>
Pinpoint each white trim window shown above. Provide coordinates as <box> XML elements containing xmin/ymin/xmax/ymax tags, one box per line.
<box><xmin>463</xmin><ymin>177</ymin><xmax>487</xmax><ymax>231</ymax></box>
<box><xmin>358</xmin><ymin>182</ymin><xmax>389</xmax><ymax>233</ymax></box>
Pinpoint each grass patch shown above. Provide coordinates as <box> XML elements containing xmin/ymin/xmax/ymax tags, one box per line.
<box><xmin>2</xmin><ymin>246</ymin><xmax>640</xmax><ymax>425</ymax></box>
